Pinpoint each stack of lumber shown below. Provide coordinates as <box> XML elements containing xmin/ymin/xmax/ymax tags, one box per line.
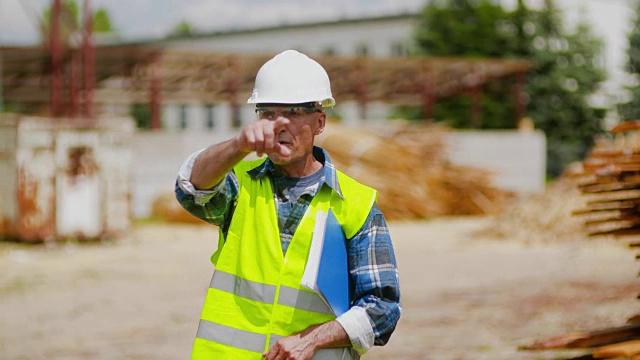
<box><xmin>519</xmin><ymin>120</ymin><xmax>640</xmax><ymax>359</ymax></box>
<box><xmin>316</xmin><ymin>121</ymin><xmax>511</xmax><ymax>220</ymax></box>
<box><xmin>520</xmin><ymin>321</ymin><xmax>640</xmax><ymax>359</ymax></box>
<box><xmin>567</xmin><ymin>123</ymin><xmax>640</xmax><ymax>238</ymax></box>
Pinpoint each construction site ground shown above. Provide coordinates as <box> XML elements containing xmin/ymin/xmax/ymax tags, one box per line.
<box><xmin>1</xmin><ymin>216</ymin><xmax>637</xmax><ymax>360</ymax></box>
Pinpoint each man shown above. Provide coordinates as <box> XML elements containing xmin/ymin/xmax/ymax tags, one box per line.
<box><xmin>176</xmin><ymin>50</ymin><xmax>401</xmax><ymax>360</ymax></box>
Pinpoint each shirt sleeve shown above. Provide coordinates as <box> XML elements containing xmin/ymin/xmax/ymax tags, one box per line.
<box><xmin>174</xmin><ymin>149</ymin><xmax>239</xmax><ymax>229</ymax></box>
<box><xmin>336</xmin><ymin>203</ymin><xmax>402</xmax><ymax>355</ymax></box>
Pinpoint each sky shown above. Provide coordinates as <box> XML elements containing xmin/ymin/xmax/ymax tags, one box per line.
<box><xmin>0</xmin><ymin>0</ymin><xmax>426</xmax><ymax>44</ymax></box>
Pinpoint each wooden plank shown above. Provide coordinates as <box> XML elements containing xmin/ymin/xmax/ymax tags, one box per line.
<box><xmin>563</xmin><ymin>355</ymin><xmax>598</xmax><ymax>360</ymax></box>
<box><xmin>580</xmin><ymin>182</ymin><xmax>640</xmax><ymax>194</ymax></box>
<box><xmin>589</xmin><ymin>149</ymin><xmax>640</xmax><ymax>158</ymax></box>
<box><xmin>572</xmin><ymin>201</ymin><xmax>639</xmax><ymax>214</ymax></box>
<box><xmin>584</xmin><ymin>213</ymin><xmax>640</xmax><ymax>225</ymax></box>
<box><xmin>627</xmin><ymin>315</ymin><xmax>640</xmax><ymax>324</ymax></box>
<box><xmin>610</xmin><ymin>120</ymin><xmax>640</xmax><ymax>133</ymax></box>
<box><xmin>586</xmin><ymin>191</ymin><xmax>640</xmax><ymax>204</ymax></box>
<box><xmin>625</xmin><ymin>175</ymin><xmax>640</xmax><ymax>183</ymax></box>
<box><xmin>593</xmin><ymin>340</ymin><xmax>640</xmax><ymax>358</ymax></box>
<box><xmin>589</xmin><ymin>226</ymin><xmax>640</xmax><ymax>237</ymax></box>
<box><xmin>519</xmin><ymin>324</ymin><xmax>640</xmax><ymax>350</ymax></box>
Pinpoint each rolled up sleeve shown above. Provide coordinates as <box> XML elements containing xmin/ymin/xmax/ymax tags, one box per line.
<box><xmin>340</xmin><ymin>203</ymin><xmax>401</xmax><ymax>354</ymax></box>
<box><xmin>175</xmin><ymin>149</ymin><xmax>238</xmax><ymax>227</ymax></box>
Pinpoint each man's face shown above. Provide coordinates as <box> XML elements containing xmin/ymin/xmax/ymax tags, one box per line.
<box><xmin>255</xmin><ymin>105</ymin><xmax>326</xmax><ymax>166</ymax></box>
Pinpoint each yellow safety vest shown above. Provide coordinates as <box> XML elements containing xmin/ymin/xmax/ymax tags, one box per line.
<box><xmin>191</xmin><ymin>159</ymin><xmax>377</xmax><ymax>360</ymax></box>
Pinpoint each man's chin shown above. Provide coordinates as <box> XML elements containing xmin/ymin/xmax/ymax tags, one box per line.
<box><xmin>267</xmin><ymin>153</ymin><xmax>291</xmax><ymax>165</ymax></box>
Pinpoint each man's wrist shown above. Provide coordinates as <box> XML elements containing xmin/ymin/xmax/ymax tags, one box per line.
<box><xmin>233</xmin><ymin>134</ymin><xmax>252</xmax><ymax>156</ymax></box>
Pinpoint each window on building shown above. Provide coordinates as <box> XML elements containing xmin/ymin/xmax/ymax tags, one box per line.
<box><xmin>231</xmin><ymin>106</ymin><xmax>242</xmax><ymax>129</ymax></box>
<box><xmin>391</xmin><ymin>42</ymin><xmax>405</xmax><ymax>57</ymax></box>
<box><xmin>355</xmin><ymin>44</ymin><xmax>369</xmax><ymax>57</ymax></box>
<box><xmin>323</xmin><ymin>47</ymin><xmax>336</xmax><ymax>56</ymax></box>
<box><xmin>594</xmin><ymin>42</ymin><xmax>606</xmax><ymax>70</ymax></box>
<box><xmin>179</xmin><ymin>104</ymin><xmax>188</xmax><ymax>130</ymax></box>
<box><xmin>205</xmin><ymin>104</ymin><xmax>215</xmax><ymax>130</ymax></box>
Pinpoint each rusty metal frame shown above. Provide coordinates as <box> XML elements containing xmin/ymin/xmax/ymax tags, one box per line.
<box><xmin>1</xmin><ymin>46</ymin><xmax>531</xmax><ymax>122</ymax></box>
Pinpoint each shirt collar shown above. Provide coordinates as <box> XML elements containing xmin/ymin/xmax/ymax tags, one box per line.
<box><xmin>246</xmin><ymin>146</ymin><xmax>344</xmax><ymax>200</ymax></box>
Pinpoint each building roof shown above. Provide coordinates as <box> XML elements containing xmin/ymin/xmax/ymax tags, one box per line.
<box><xmin>1</xmin><ymin>45</ymin><xmax>529</xmax><ymax>114</ymax></box>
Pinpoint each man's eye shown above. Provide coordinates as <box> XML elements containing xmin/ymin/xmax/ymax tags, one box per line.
<box><xmin>263</xmin><ymin>111</ymin><xmax>276</xmax><ymax>119</ymax></box>
<box><xmin>284</xmin><ymin>108</ymin><xmax>304</xmax><ymax>117</ymax></box>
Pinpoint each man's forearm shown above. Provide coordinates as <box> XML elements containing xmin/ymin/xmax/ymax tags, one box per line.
<box><xmin>191</xmin><ymin>137</ymin><xmax>249</xmax><ymax>190</ymax></box>
<box><xmin>304</xmin><ymin>320</ymin><xmax>352</xmax><ymax>350</ymax></box>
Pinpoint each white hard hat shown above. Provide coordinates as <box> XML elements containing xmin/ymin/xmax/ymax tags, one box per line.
<box><xmin>247</xmin><ymin>50</ymin><xmax>335</xmax><ymax>107</ymax></box>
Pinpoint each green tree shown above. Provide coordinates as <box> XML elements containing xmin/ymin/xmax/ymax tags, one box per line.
<box><xmin>525</xmin><ymin>2</ymin><xmax>606</xmax><ymax>176</ymax></box>
<box><xmin>409</xmin><ymin>0</ymin><xmax>606</xmax><ymax>177</ymax></box>
<box><xmin>409</xmin><ymin>0</ymin><xmax>528</xmax><ymax>129</ymax></box>
<box><xmin>130</xmin><ymin>103</ymin><xmax>152</xmax><ymax>129</ymax></box>
<box><xmin>41</xmin><ymin>0</ymin><xmax>80</xmax><ymax>43</ymax></box>
<box><xmin>42</xmin><ymin>0</ymin><xmax>115</xmax><ymax>42</ymax></box>
<box><xmin>170</xmin><ymin>20</ymin><xmax>195</xmax><ymax>37</ymax></box>
<box><xmin>618</xmin><ymin>0</ymin><xmax>640</xmax><ymax>121</ymax></box>
<box><xmin>93</xmin><ymin>7</ymin><xmax>114</xmax><ymax>33</ymax></box>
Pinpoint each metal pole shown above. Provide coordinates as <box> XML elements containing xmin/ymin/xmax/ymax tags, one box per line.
<box><xmin>70</xmin><ymin>49</ymin><xmax>80</xmax><ymax>117</ymax></box>
<box><xmin>356</xmin><ymin>59</ymin><xmax>368</xmax><ymax>122</ymax></box>
<box><xmin>50</xmin><ymin>0</ymin><xmax>63</xmax><ymax>117</ymax></box>
<box><xmin>422</xmin><ymin>68</ymin><xmax>435</xmax><ymax>122</ymax></box>
<box><xmin>149</xmin><ymin>54</ymin><xmax>162</xmax><ymax>130</ymax></box>
<box><xmin>227</xmin><ymin>55</ymin><xmax>240</xmax><ymax>129</ymax></box>
<box><xmin>513</xmin><ymin>71</ymin><xmax>526</xmax><ymax>126</ymax></box>
<box><xmin>82</xmin><ymin>0</ymin><xmax>95</xmax><ymax>121</ymax></box>
<box><xmin>470</xmin><ymin>82</ymin><xmax>483</xmax><ymax>129</ymax></box>
<box><xmin>0</xmin><ymin>51</ymin><xmax>4</xmax><ymax>113</ymax></box>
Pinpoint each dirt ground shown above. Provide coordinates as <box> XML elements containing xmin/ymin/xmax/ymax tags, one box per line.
<box><xmin>1</xmin><ymin>216</ymin><xmax>638</xmax><ymax>360</ymax></box>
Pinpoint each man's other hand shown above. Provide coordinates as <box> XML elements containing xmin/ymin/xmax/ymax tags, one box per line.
<box><xmin>262</xmin><ymin>332</ymin><xmax>317</xmax><ymax>360</ymax></box>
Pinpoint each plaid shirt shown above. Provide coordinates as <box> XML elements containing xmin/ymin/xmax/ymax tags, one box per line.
<box><xmin>175</xmin><ymin>147</ymin><xmax>401</xmax><ymax>347</ymax></box>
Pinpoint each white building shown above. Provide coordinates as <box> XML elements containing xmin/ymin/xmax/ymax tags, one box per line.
<box><xmin>160</xmin><ymin>14</ymin><xmax>416</xmax><ymax>58</ymax></box>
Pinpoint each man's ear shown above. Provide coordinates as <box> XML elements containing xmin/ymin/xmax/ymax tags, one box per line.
<box><xmin>314</xmin><ymin>112</ymin><xmax>326</xmax><ymax>135</ymax></box>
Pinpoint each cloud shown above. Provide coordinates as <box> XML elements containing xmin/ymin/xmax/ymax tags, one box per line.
<box><xmin>0</xmin><ymin>0</ymin><xmax>46</xmax><ymax>44</ymax></box>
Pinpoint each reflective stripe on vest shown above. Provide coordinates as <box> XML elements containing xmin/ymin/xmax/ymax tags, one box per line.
<box><xmin>210</xmin><ymin>270</ymin><xmax>277</xmax><ymax>304</ymax></box>
<box><xmin>196</xmin><ymin>319</ymin><xmax>266</xmax><ymax>353</ymax></box>
<box><xmin>278</xmin><ymin>285</ymin><xmax>332</xmax><ymax>314</ymax></box>
<box><xmin>210</xmin><ymin>270</ymin><xmax>333</xmax><ymax>315</ymax></box>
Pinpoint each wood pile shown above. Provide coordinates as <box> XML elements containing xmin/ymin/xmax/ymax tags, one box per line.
<box><xmin>519</xmin><ymin>120</ymin><xmax>640</xmax><ymax>359</ymax></box>
<box><xmin>152</xmin><ymin>121</ymin><xmax>510</xmax><ymax>223</ymax></box>
<box><xmin>567</xmin><ymin>123</ymin><xmax>640</xmax><ymax>239</ymax></box>
<box><xmin>480</xmin><ymin>177</ymin><xmax>588</xmax><ymax>244</ymax></box>
<box><xmin>151</xmin><ymin>192</ymin><xmax>207</xmax><ymax>224</ymax></box>
<box><xmin>520</xmin><ymin>322</ymin><xmax>640</xmax><ymax>359</ymax></box>
<box><xmin>316</xmin><ymin>121</ymin><xmax>511</xmax><ymax>220</ymax></box>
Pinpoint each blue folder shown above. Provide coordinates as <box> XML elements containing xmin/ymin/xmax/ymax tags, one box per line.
<box><xmin>315</xmin><ymin>209</ymin><xmax>350</xmax><ymax>316</ymax></box>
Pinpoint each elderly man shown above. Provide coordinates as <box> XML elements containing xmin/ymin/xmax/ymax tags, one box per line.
<box><xmin>176</xmin><ymin>50</ymin><xmax>401</xmax><ymax>360</ymax></box>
